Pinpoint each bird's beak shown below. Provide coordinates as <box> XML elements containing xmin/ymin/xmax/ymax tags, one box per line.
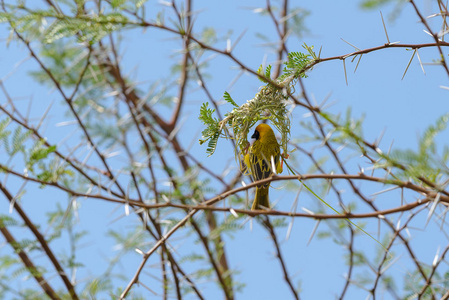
<box><xmin>251</xmin><ymin>130</ymin><xmax>259</xmax><ymax>140</ymax></box>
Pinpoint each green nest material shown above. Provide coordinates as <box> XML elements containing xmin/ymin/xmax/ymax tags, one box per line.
<box><xmin>199</xmin><ymin>45</ymin><xmax>318</xmax><ymax>160</ymax></box>
<box><xmin>221</xmin><ymin>79</ymin><xmax>293</xmax><ymax>155</ymax></box>
<box><xmin>198</xmin><ymin>76</ymin><xmax>292</xmax><ymax>162</ymax></box>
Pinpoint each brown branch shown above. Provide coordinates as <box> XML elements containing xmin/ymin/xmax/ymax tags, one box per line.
<box><xmin>118</xmin><ymin>175</ymin><xmax>435</xmax><ymax>299</ymax></box>
<box><xmin>190</xmin><ymin>221</ymin><xmax>233</xmax><ymax>300</ymax></box>
<box><xmin>0</xmin><ymin>183</ymin><xmax>79</xmax><ymax>299</ymax></box>
<box><xmin>0</xmin><ymin>94</ymin><xmax>126</xmax><ymax>201</ymax></box>
<box><xmin>130</xmin><ymin>172</ymin><xmax>205</xmax><ymax>299</ymax></box>
<box><xmin>370</xmin><ymin>205</ymin><xmax>427</xmax><ymax>298</ymax></box>
<box><xmin>96</xmin><ymin>10</ymin><xmax>449</xmax><ymax>86</ymax></box>
<box><xmin>150</xmin><ymin>2</ymin><xmax>236</xmax><ymax>289</ymax></box>
<box><xmin>417</xmin><ymin>242</ymin><xmax>449</xmax><ymax>298</ymax></box>
<box><xmin>339</xmin><ymin>227</ymin><xmax>354</xmax><ymax>299</ymax></box>
<box><xmin>10</xmin><ymin>30</ymin><xmax>126</xmax><ymax>197</ymax></box>
<box><xmin>119</xmin><ymin>209</ymin><xmax>197</xmax><ymax>299</ymax></box>
<box><xmin>1</xmin><ymin>162</ymin><xmax>445</xmax><ymax>214</ymax></box>
<box><xmin>169</xmin><ymin>0</ymin><xmax>192</xmax><ymax>129</ymax></box>
<box><xmin>120</xmin><ymin>79</ymin><xmax>232</xmax><ymax>296</ymax></box>
<box><xmin>107</xmin><ymin>55</ymin><xmax>235</xmax><ymax>297</ymax></box>
<box><xmin>0</xmin><ymin>220</ymin><xmax>60</xmax><ymax>300</ymax></box>
<box><xmin>297</xmin><ymin>77</ymin><xmax>432</xmax><ymax>286</ymax></box>
<box><xmin>266</xmin><ymin>0</ymin><xmax>289</xmax><ymax>78</ymax></box>
<box><xmin>4</xmin><ymin>3</ymin><xmax>449</xmax><ymax>298</ymax></box>
<box><xmin>263</xmin><ymin>217</ymin><xmax>300</xmax><ymax>300</ymax></box>
<box><xmin>409</xmin><ymin>0</ymin><xmax>449</xmax><ymax>77</ymax></box>
<box><xmin>97</xmin><ymin>50</ymin><xmax>190</xmax><ymax>171</ymax></box>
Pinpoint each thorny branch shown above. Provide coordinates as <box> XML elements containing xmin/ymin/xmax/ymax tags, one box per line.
<box><xmin>0</xmin><ymin>0</ymin><xmax>449</xmax><ymax>299</ymax></box>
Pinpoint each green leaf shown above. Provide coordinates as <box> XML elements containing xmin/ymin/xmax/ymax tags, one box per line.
<box><xmin>223</xmin><ymin>91</ymin><xmax>238</xmax><ymax>107</ymax></box>
<box><xmin>199</xmin><ymin>102</ymin><xmax>215</xmax><ymax>124</ymax></box>
<box><xmin>198</xmin><ymin>102</ymin><xmax>221</xmax><ymax>152</ymax></box>
<box><xmin>135</xmin><ymin>0</ymin><xmax>148</xmax><ymax>8</ymax></box>
<box><xmin>111</xmin><ymin>0</ymin><xmax>127</xmax><ymax>8</ymax></box>
<box><xmin>206</xmin><ymin>132</ymin><xmax>219</xmax><ymax>156</ymax></box>
<box><xmin>44</xmin><ymin>19</ymin><xmax>83</xmax><ymax>44</ymax></box>
<box><xmin>0</xmin><ymin>215</ymin><xmax>20</xmax><ymax>228</ymax></box>
<box><xmin>82</xmin><ymin>278</ymin><xmax>112</xmax><ymax>298</ymax></box>
<box><xmin>280</xmin><ymin>51</ymin><xmax>312</xmax><ymax>80</ymax></box>
<box><xmin>30</xmin><ymin>144</ymin><xmax>56</xmax><ymax>161</ymax></box>
<box><xmin>257</xmin><ymin>64</ymin><xmax>266</xmax><ymax>83</ymax></box>
<box><xmin>0</xmin><ymin>12</ymin><xmax>11</xmax><ymax>23</ymax></box>
<box><xmin>420</xmin><ymin>113</ymin><xmax>449</xmax><ymax>156</ymax></box>
<box><xmin>44</xmin><ymin>13</ymin><xmax>129</xmax><ymax>44</ymax></box>
<box><xmin>10</xmin><ymin>126</ymin><xmax>31</xmax><ymax>155</ymax></box>
<box><xmin>26</xmin><ymin>139</ymin><xmax>57</xmax><ymax>173</ymax></box>
<box><xmin>265</xmin><ymin>64</ymin><xmax>272</xmax><ymax>79</ymax></box>
<box><xmin>0</xmin><ymin>118</ymin><xmax>11</xmax><ymax>143</ymax></box>
<box><xmin>360</xmin><ymin>0</ymin><xmax>393</xmax><ymax>9</ymax></box>
<box><xmin>180</xmin><ymin>253</ymin><xmax>205</xmax><ymax>264</ymax></box>
<box><xmin>287</xmin><ymin>8</ymin><xmax>310</xmax><ymax>38</ymax></box>
<box><xmin>270</xmin><ymin>217</ymin><xmax>287</xmax><ymax>228</ymax></box>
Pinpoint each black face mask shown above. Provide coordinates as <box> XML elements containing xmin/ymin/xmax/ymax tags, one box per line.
<box><xmin>251</xmin><ymin>130</ymin><xmax>260</xmax><ymax>140</ymax></box>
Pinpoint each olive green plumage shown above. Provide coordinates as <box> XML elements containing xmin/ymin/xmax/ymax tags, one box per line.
<box><xmin>244</xmin><ymin>123</ymin><xmax>282</xmax><ymax>210</ymax></box>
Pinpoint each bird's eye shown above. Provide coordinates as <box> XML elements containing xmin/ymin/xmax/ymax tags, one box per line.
<box><xmin>251</xmin><ymin>130</ymin><xmax>260</xmax><ymax>140</ymax></box>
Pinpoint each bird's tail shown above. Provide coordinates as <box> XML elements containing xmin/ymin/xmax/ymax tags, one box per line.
<box><xmin>252</xmin><ymin>187</ymin><xmax>269</xmax><ymax>210</ymax></box>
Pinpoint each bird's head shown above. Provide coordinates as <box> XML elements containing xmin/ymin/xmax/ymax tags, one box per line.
<box><xmin>251</xmin><ymin>123</ymin><xmax>275</xmax><ymax>141</ymax></box>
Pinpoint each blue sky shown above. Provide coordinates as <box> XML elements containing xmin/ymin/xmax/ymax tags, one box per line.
<box><xmin>1</xmin><ymin>0</ymin><xmax>449</xmax><ymax>299</ymax></box>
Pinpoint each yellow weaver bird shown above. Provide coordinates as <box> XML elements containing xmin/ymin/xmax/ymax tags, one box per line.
<box><xmin>244</xmin><ymin>123</ymin><xmax>283</xmax><ymax>210</ymax></box>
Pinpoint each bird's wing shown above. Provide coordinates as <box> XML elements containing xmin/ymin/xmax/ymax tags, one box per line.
<box><xmin>250</xmin><ymin>152</ymin><xmax>273</xmax><ymax>187</ymax></box>
<box><xmin>242</xmin><ymin>153</ymin><xmax>251</xmax><ymax>175</ymax></box>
